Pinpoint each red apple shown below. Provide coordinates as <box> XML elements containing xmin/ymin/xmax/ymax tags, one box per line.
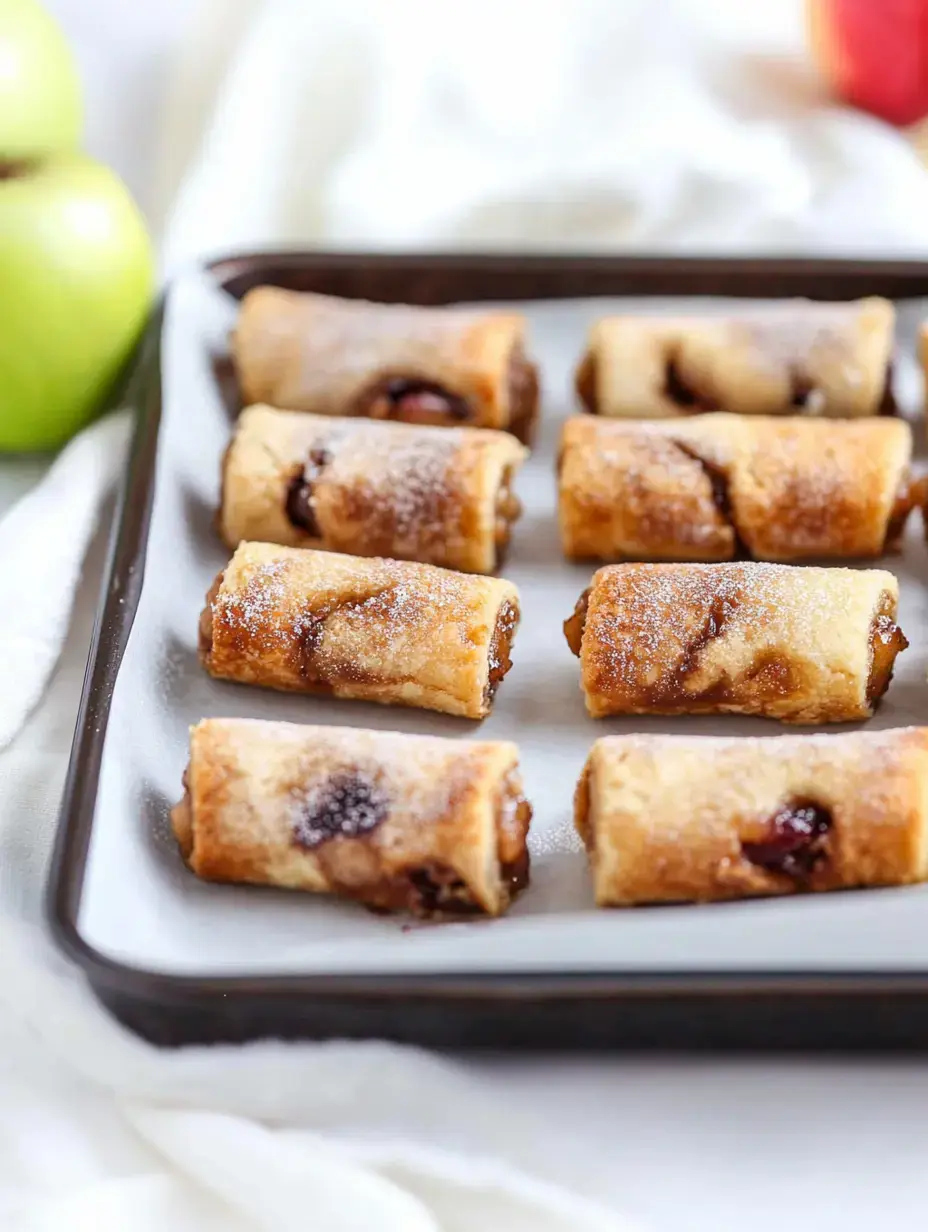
<box><xmin>809</xmin><ymin>0</ymin><xmax>928</xmax><ymax>126</ymax></box>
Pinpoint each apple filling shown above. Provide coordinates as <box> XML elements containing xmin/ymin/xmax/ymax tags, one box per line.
<box><xmin>170</xmin><ymin>769</ymin><xmax>194</xmax><ymax>862</ymax></box>
<box><xmin>285</xmin><ymin>447</ymin><xmax>331</xmax><ymax>538</ymax></box>
<box><xmin>884</xmin><ymin>473</ymin><xmax>918</xmax><ymax>552</ymax></box>
<box><xmin>358</xmin><ymin>378</ymin><xmax>472</xmax><ymax>425</ymax></box>
<box><xmin>575</xmin><ymin>350</ymin><xmax>597</xmax><ymax>413</ymax></box>
<box><xmin>484</xmin><ymin>600</ymin><xmax>518</xmax><ymax>704</ymax></box>
<box><xmin>564</xmin><ymin>588</ymin><xmax>590</xmax><ymax>657</ymax></box>
<box><xmin>741</xmin><ymin>800</ymin><xmax>832</xmax><ymax>879</ymax></box>
<box><xmin>494</xmin><ymin>465</ymin><xmax>522</xmax><ymax>562</ymax></box>
<box><xmin>495</xmin><ymin>768</ymin><xmax>533</xmax><ymax>897</ymax></box>
<box><xmin>507</xmin><ymin>343</ymin><xmax>540</xmax><ymax>443</ymax></box>
<box><xmin>866</xmin><ymin>591</ymin><xmax>908</xmax><ymax>706</ymax></box>
<box><xmin>198</xmin><ymin>572</ymin><xmax>223</xmax><ymax>661</ymax></box>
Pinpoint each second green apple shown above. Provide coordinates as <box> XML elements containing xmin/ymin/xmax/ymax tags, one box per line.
<box><xmin>0</xmin><ymin>155</ymin><xmax>153</xmax><ymax>451</ymax></box>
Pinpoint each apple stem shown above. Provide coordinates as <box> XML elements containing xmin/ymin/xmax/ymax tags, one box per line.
<box><xmin>0</xmin><ymin>161</ymin><xmax>34</xmax><ymax>180</ymax></box>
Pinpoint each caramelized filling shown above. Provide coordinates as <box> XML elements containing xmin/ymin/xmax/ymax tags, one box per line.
<box><xmin>405</xmin><ymin>864</ymin><xmax>482</xmax><ymax>916</ymax></box>
<box><xmin>878</xmin><ymin>362</ymin><xmax>896</xmax><ymax>416</ymax></box>
<box><xmin>395</xmin><ymin>767</ymin><xmax>532</xmax><ymax>916</ymax></box>
<box><xmin>291</xmin><ymin>770</ymin><xmax>388</xmax><ymax>849</ymax></box>
<box><xmin>359</xmin><ymin>377</ymin><xmax>472</xmax><ymax>425</ymax></box>
<box><xmin>883</xmin><ymin>472</ymin><xmax>917</xmax><ymax>552</ymax></box>
<box><xmin>285</xmin><ymin>447</ymin><xmax>332</xmax><ymax>538</ymax></box>
<box><xmin>507</xmin><ymin>343</ymin><xmax>541</xmax><ymax>444</ymax></box>
<box><xmin>171</xmin><ymin>768</ymin><xmax>194</xmax><ymax>861</ymax></box>
<box><xmin>788</xmin><ymin>372</ymin><xmax>820</xmax><ymax>411</ymax></box>
<box><xmin>495</xmin><ymin>768</ymin><xmax>533</xmax><ymax>897</ymax></box>
<box><xmin>673</xmin><ymin>442</ymin><xmax>744</xmax><ymax>554</ymax></box>
<box><xmin>485</xmin><ymin>600</ymin><xmax>519</xmax><ymax>703</ymax></box>
<box><xmin>866</xmin><ymin>596</ymin><xmax>908</xmax><ymax>705</ymax></box>
<box><xmin>742</xmin><ymin>800</ymin><xmax>832</xmax><ymax>878</ymax></box>
<box><xmin>564</xmin><ymin>588</ymin><xmax>590</xmax><ymax>657</ymax></box>
<box><xmin>573</xmin><ymin>762</ymin><xmax>592</xmax><ymax>851</ymax></box>
<box><xmin>494</xmin><ymin>465</ymin><xmax>522</xmax><ymax>556</ymax></box>
<box><xmin>663</xmin><ymin>357</ymin><xmax>718</xmax><ymax>412</ymax></box>
<box><xmin>198</xmin><ymin>572</ymin><xmax>223</xmax><ymax>660</ymax></box>
<box><xmin>575</xmin><ymin>349</ymin><xmax>597</xmax><ymax>413</ymax></box>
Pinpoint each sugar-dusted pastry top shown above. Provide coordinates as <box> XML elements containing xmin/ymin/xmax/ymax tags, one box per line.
<box><xmin>564</xmin><ymin>561</ymin><xmax>906</xmax><ymax>723</ymax></box>
<box><xmin>576</xmin><ymin>728</ymin><xmax>928</xmax><ymax>905</ymax></box>
<box><xmin>173</xmin><ymin>718</ymin><xmax>532</xmax><ymax>917</ymax></box>
<box><xmin>576</xmin><ymin>297</ymin><xmax>895</xmax><ymax>418</ymax></box>
<box><xmin>232</xmin><ymin>287</ymin><xmax>540</xmax><ymax>441</ymax></box>
<box><xmin>219</xmin><ymin>405</ymin><xmax>527</xmax><ymax>574</ymax></box>
<box><xmin>558</xmin><ymin>413</ymin><xmax>914</xmax><ymax>562</ymax></box>
<box><xmin>200</xmin><ymin>543</ymin><xmax>520</xmax><ymax>718</ymax></box>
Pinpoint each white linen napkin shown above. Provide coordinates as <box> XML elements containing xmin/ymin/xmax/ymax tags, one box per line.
<box><xmin>3</xmin><ymin>1</ymin><xmax>928</xmax><ymax>1228</ymax></box>
<box><xmin>0</xmin><ymin>412</ymin><xmax>130</xmax><ymax>753</ymax></box>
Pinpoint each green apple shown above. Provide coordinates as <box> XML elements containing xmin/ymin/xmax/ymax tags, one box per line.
<box><xmin>0</xmin><ymin>0</ymin><xmax>82</xmax><ymax>159</ymax></box>
<box><xmin>0</xmin><ymin>154</ymin><xmax>154</xmax><ymax>451</ymax></box>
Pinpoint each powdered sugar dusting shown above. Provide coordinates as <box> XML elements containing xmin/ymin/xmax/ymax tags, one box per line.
<box><xmin>214</xmin><ymin>545</ymin><xmax>509</xmax><ymax>686</ymax></box>
<box><xmin>280</xmin><ymin>292</ymin><xmax>494</xmax><ymax>396</ymax></box>
<box><xmin>592</xmin><ymin>728</ymin><xmax>921</xmax><ymax>831</ymax></box>
<box><xmin>215</xmin><ymin>556</ymin><xmax>294</xmax><ymax>650</ymax></box>
<box><xmin>317</xmin><ymin>421</ymin><xmax>469</xmax><ymax>550</ymax></box>
<box><xmin>586</xmin><ymin>561</ymin><xmax>882</xmax><ymax>704</ymax></box>
<box><xmin>567</xmin><ymin>415</ymin><xmax>909</xmax><ymax>560</ymax></box>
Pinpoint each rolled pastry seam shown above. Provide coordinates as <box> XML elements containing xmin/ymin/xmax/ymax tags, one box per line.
<box><xmin>558</xmin><ymin>414</ymin><xmax>915</xmax><ymax>562</ymax></box>
<box><xmin>219</xmin><ymin>405</ymin><xmax>527</xmax><ymax>574</ymax></box>
<box><xmin>232</xmin><ymin>287</ymin><xmax>540</xmax><ymax>443</ymax></box>
<box><xmin>199</xmin><ymin>543</ymin><xmax>520</xmax><ymax>718</ymax></box>
<box><xmin>576</xmin><ymin>297</ymin><xmax>895</xmax><ymax>418</ymax></box>
<box><xmin>575</xmin><ymin>729</ymin><xmax>928</xmax><ymax>905</ymax></box>
<box><xmin>172</xmin><ymin>719</ymin><xmax>532</xmax><ymax>917</ymax></box>
<box><xmin>564</xmin><ymin>562</ymin><xmax>906</xmax><ymax>724</ymax></box>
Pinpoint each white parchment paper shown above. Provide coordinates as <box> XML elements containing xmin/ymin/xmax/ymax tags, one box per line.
<box><xmin>78</xmin><ymin>272</ymin><xmax>928</xmax><ymax>975</ymax></box>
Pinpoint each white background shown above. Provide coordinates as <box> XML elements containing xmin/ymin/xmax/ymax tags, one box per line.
<box><xmin>15</xmin><ymin>3</ymin><xmax>928</xmax><ymax>1229</ymax></box>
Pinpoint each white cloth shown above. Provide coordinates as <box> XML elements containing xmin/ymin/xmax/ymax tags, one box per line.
<box><xmin>4</xmin><ymin>1</ymin><xmax>928</xmax><ymax>1228</ymax></box>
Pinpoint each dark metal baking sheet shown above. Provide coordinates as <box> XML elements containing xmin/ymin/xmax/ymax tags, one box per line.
<box><xmin>46</xmin><ymin>252</ymin><xmax>928</xmax><ymax>1048</ymax></box>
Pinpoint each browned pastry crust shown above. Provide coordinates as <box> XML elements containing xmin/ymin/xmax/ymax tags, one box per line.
<box><xmin>232</xmin><ymin>287</ymin><xmax>540</xmax><ymax>443</ymax></box>
<box><xmin>575</xmin><ymin>729</ymin><xmax>928</xmax><ymax>905</ymax></box>
<box><xmin>576</xmin><ymin>298</ymin><xmax>894</xmax><ymax>418</ymax></box>
<box><xmin>199</xmin><ymin>542</ymin><xmax>520</xmax><ymax>718</ymax></box>
<box><xmin>564</xmin><ymin>562</ymin><xmax>906</xmax><ymax>724</ymax></box>
<box><xmin>219</xmin><ymin>405</ymin><xmax>527</xmax><ymax>574</ymax></box>
<box><xmin>558</xmin><ymin>413</ymin><xmax>914</xmax><ymax>562</ymax></box>
<box><xmin>172</xmin><ymin>718</ymin><xmax>532</xmax><ymax>917</ymax></box>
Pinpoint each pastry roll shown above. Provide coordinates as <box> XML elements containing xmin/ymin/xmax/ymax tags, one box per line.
<box><xmin>564</xmin><ymin>562</ymin><xmax>906</xmax><ymax>723</ymax></box>
<box><xmin>232</xmin><ymin>287</ymin><xmax>540</xmax><ymax>442</ymax></box>
<box><xmin>558</xmin><ymin>413</ymin><xmax>914</xmax><ymax>563</ymax></box>
<box><xmin>219</xmin><ymin>405</ymin><xmax>527</xmax><ymax>574</ymax></box>
<box><xmin>575</xmin><ymin>729</ymin><xmax>928</xmax><ymax>905</ymax></box>
<box><xmin>576</xmin><ymin>298</ymin><xmax>894</xmax><ymax>418</ymax></box>
<box><xmin>172</xmin><ymin>719</ymin><xmax>532</xmax><ymax>917</ymax></box>
<box><xmin>199</xmin><ymin>543</ymin><xmax>520</xmax><ymax>718</ymax></box>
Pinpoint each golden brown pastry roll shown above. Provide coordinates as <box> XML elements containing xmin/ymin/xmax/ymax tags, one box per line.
<box><xmin>219</xmin><ymin>405</ymin><xmax>527</xmax><ymax>574</ymax></box>
<box><xmin>199</xmin><ymin>543</ymin><xmax>520</xmax><ymax>718</ymax></box>
<box><xmin>575</xmin><ymin>729</ymin><xmax>928</xmax><ymax>905</ymax></box>
<box><xmin>172</xmin><ymin>718</ymin><xmax>532</xmax><ymax>917</ymax></box>
<box><xmin>564</xmin><ymin>562</ymin><xmax>906</xmax><ymax>723</ymax></box>
<box><xmin>576</xmin><ymin>298</ymin><xmax>894</xmax><ymax>418</ymax></box>
<box><xmin>232</xmin><ymin>287</ymin><xmax>540</xmax><ymax>442</ymax></box>
<box><xmin>558</xmin><ymin>413</ymin><xmax>914</xmax><ymax>563</ymax></box>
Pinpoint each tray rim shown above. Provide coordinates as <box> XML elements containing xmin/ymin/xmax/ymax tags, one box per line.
<box><xmin>45</xmin><ymin>249</ymin><xmax>928</xmax><ymax>1044</ymax></box>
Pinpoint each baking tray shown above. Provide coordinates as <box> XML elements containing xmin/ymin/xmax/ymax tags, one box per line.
<box><xmin>45</xmin><ymin>252</ymin><xmax>928</xmax><ymax>1049</ymax></box>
